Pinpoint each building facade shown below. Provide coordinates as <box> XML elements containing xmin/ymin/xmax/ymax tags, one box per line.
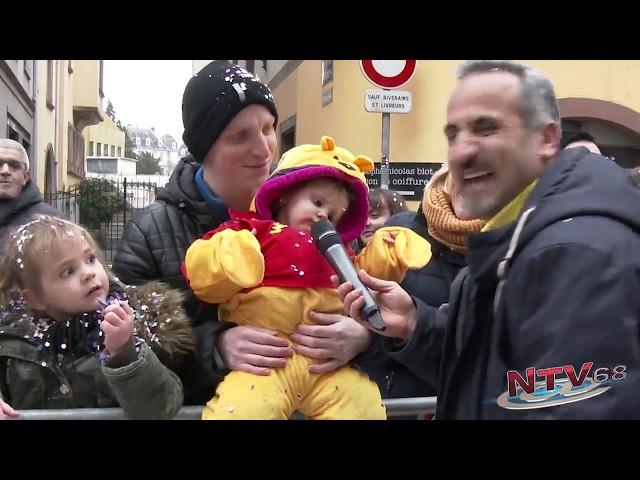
<box><xmin>34</xmin><ymin>60</ymin><xmax>104</xmax><ymax>199</ymax></box>
<box><xmin>86</xmin><ymin>156</ymin><xmax>137</xmax><ymax>176</ymax></box>
<box><xmin>0</xmin><ymin>60</ymin><xmax>36</xmax><ymax>177</ymax></box>
<box><xmin>84</xmin><ymin>112</ymin><xmax>125</xmax><ymax>161</ymax></box>
<box><xmin>125</xmin><ymin>126</ymin><xmax>180</xmax><ymax>175</ymax></box>
<box><xmin>266</xmin><ymin>60</ymin><xmax>640</xmax><ymax>206</ymax></box>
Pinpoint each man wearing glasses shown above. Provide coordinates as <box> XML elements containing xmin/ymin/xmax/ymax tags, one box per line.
<box><xmin>0</xmin><ymin>138</ymin><xmax>60</xmax><ymax>256</ymax></box>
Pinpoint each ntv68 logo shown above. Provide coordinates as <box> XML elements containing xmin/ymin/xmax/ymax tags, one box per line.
<box><xmin>496</xmin><ymin>362</ymin><xmax>626</xmax><ymax>410</ymax></box>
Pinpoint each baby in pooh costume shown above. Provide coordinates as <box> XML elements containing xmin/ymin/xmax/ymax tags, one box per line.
<box><xmin>183</xmin><ymin>136</ymin><xmax>431</xmax><ymax>419</ymax></box>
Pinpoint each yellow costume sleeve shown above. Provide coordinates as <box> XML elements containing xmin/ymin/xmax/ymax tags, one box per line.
<box><xmin>354</xmin><ymin>227</ymin><xmax>431</xmax><ymax>283</ymax></box>
<box><xmin>184</xmin><ymin>229</ymin><xmax>265</xmax><ymax>304</ymax></box>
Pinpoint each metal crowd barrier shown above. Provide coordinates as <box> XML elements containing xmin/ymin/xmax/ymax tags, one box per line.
<box><xmin>10</xmin><ymin>396</ymin><xmax>437</xmax><ymax>420</ymax></box>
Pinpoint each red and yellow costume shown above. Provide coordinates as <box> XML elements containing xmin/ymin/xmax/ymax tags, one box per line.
<box><xmin>184</xmin><ymin>136</ymin><xmax>431</xmax><ymax>419</ymax></box>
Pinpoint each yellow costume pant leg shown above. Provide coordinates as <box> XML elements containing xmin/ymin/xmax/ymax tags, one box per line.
<box><xmin>202</xmin><ymin>353</ymin><xmax>386</xmax><ymax>420</ymax></box>
<box><xmin>299</xmin><ymin>365</ymin><xmax>387</xmax><ymax>420</ymax></box>
<box><xmin>202</xmin><ymin>352</ymin><xmax>315</xmax><ymax>420</ymax></box>
<box><xmin>202</xmin><ymin>369</ymin><xmax>296</xmax><ymax>420</ymax></box>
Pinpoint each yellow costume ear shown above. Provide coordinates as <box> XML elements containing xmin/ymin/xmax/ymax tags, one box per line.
<box><xmin>353</xmin><ymin>155</ymin><xmax>374</xmax><ymax>173</ymax></box>
<box><xmin>320</xmin><ymin>136</ymin><xmax>336</xmax><ymax>151</ymax></box>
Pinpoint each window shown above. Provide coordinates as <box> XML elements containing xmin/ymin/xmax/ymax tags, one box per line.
<box><xmin>279</xmin><ymin>115</ymin><xmax>296</xmax><ymax>156</ymax></box>
<box><xmin>158</xmin><ymin>140</ymin><xmax>163</xmax><ymax>148</ymax></box>
<box><xmin>281</xmin><ymin>127</ymin><xmax>295</xmax><ymax>155</ymax></box>
<box><xmin>67</xmin><ymin>123</ymin><xmax>85</xmax><ymax>178</ymax></box>
<box><xmin>22</xmin><ymin>140</ymin><xmax>30</xmax><ymax>165</ymax></box>
<box><xmin>7</xmin><ymin>127</ymin><xmax>18</xmax><ymax>141</ymax></box>
<box><xmin>87</xmin><ymin>158</ymin><xmax>117</xmax><ymax>174</ymax></box>
<box><xmin>99</xmin><ymin>60</ymin><xmax>104</xmax><ymax>97</ymax></box>
<box><xmin>321</xmin><ymin>60</ymin><xmax>333</xmax><ymax>86</ymax></box>
<box><xmin>89</xmin><ymin>141</ymin><xmax>94</xmax><ymax>156</ymax></box>
<box><xmin>103</xmin><ymin>144</ymin><xmax>109</xmax><ymax>156</ymax></box>
<box><xmin>7</xmin><ymin>116</ymin><xmax>32</xmax><ymax>171</ymax></box>
<box><xmin>117</xmin><ymin>146</ymin><xmax>122</xmax><ymax>157</ymax></box>
<box><xmin>111</xmin><ymin>145</ymin><xmax>115</xmax><ymax>156</ymax></box>
<box><xmin>24</xmin><ymin>60</ymin><xmax>32</xmax><ymax>79</ymax></box>
<box><xmin>46</xmin><ymin>60</ymin><xmax>55</xmax><ymax>109</ymax></box>
<box><xmin>172</xmin><ymin>142</ymin><xmax>177</xmax><ymax>150</ymax></box>
<box><xmin>135</xmin><ymin>137</ymin><xmax>141</xmax><ymax>146</ymax></box>
<box><xmin>145</xmin><ymin>138</ymin><xmax>150</xmax><ymax>147</ymax></box>
<box><xmin>322</xmin><ymin>87</ymin><xmax>333</xmax><ymax>107</ymax></box>
<box><xmin>561</xmin><ymin>120</ymin><xmax>581</xmax><ymax>140</ymax></box>
<box><xmin>97</xmin><ymin>142</ymin><xmax>102</xmax><ymax>156</ymax></box>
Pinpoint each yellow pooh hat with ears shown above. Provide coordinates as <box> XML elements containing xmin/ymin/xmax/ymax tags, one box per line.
<box><xmin>254</xmin><ymin>136</ymin><xmax>374</xmax><ymax>242</ymax></box>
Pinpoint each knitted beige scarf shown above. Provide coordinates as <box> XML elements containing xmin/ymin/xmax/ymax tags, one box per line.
<box><xmin>421</xmin><ymin>167</ymin><xmax>485</xmax><ymax>254</ymax></box>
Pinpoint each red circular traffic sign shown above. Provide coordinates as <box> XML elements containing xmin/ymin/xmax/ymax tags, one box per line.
<box><xmin>360</xmin><ymin>60</ymin><xmax>417</xmax><ymax>89</ymax></box>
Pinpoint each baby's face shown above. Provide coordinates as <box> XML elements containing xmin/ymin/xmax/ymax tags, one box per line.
<box><xmin>33</xmin><ymin>236</ymin><xmax>110</xmax><ymax>320</ymax></box>
<box><xmin>278</xmin><ymin>178</ymin><xmax>350</xmax><ymax>231</ymax></box>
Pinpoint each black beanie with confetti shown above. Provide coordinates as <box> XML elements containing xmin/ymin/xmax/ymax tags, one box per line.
<box><xmin>181</xmin><ymin>61</ymin><xmax>279</xmax><ymax>163</ymax></box>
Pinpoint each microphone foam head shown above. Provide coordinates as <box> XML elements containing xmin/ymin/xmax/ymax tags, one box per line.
<box><xmin>311</xmin><ymin>219</ymin><xmax>342</xmax><ymax>253</ymax></box>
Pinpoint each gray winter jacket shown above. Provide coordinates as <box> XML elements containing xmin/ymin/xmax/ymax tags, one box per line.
<box><xmin>0</xmin><ymin>181</ymin><xmax>61</xmax><ymax>257</ymax></box>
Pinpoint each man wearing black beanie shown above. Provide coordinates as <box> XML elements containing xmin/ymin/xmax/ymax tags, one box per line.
<box><xmin>113</xmin><ymin>61</ymin><xmax>289</xmax><ymax>405</ymax></box>
<box><xmin>182</xmin><ymin>61</ymin><xmax>278</xmax><ymax>163</ymax></box>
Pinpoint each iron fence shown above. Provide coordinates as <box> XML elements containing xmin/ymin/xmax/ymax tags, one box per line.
<box><xmin>46</xmin><ymin>177</ymin><xmax>162</xmax><ymax>262</ymax></box>
<box><xmin>9</xmin><ymin>397</ymin><xmax>437</xmax><ymax>420</ymax></box>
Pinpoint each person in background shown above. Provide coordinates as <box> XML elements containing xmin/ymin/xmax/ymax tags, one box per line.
<box><xmin>560</xmin><ymin>131</ymin><xmax>602</xmax><ymax>154</ymax></box>
<box><xmin>358</xmin><ymin>188</ymin><xmax>408</xmax><ymax>247</ymax></box>
<box><xmin>0</xmin><ymin>139</ymin><xmax>60</xmax><ymax>258</ymax></box>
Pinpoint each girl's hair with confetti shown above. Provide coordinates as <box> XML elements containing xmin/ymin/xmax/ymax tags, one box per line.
<box><xmin>368</xmin><ymin>188</ymin><xmax>408</xmax><ymax>218</ymax></box>
<box><xmin>0</xmin><ymin>215</ymin><xmax>113</xmax><ymax>298</ymax></box>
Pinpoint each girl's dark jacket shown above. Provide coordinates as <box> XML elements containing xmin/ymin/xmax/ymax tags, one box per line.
<box><xmin>0</xmin><ymin>281</ymin><xmax>195</xmax><ymax>419</ymax></box>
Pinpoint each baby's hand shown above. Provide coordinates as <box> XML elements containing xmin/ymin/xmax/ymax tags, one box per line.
<box><xmin>100</xmin><ymin>301</ymin><xmax>135</xmax><ymax>357</ymax></box>
<box><xmin>0</xmin><ymin>398</ymin><xmax>19</xmax><ymax>420</ymax></box>
<box><xmin>382</xmin><ymin>231</ymin><xmax>398</xmax><ymax>246</ymax></box>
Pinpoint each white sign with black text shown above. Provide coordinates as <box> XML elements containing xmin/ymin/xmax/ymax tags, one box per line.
<box><xmin>364</xmin><ymin>90</ymin><xmax>412</xmax><ymax>114</ymax></box>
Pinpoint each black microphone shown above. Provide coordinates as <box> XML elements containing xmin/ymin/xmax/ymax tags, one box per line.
<box><xmin>311</xmin><ymin>219</ymin><xmax>386</xmax><ymax>331</ymax></box>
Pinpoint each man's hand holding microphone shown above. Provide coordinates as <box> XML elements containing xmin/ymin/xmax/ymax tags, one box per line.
<box><xmin>311</xmin><ymin>219</ymin><xmax>417</xmax><ymax>339</ymax></box>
